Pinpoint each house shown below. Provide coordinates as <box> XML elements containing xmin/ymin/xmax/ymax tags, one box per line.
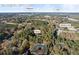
<box><xmin>58</xmin><ymin>23</ymin><xmax>77</xmax><ymax>35</ymax></box>
<box><xmin>76</xmin><ymin>28</ymin><xmax>79</xmax><ymax>33</ymax></box>
<box><xmin>34</xmin><ymin>29</ymin><xmax>41</xmax><ymax>34</ymax></box>
<box><xmin>67</xmin><ymin>26</ymin><xmax>77</xmax><ymax>31</ymax></box>
<box><xmin>57</xmin><ymin>28</ymin><xmax>63</xmax><ymax>35</ymax></box>
<box><xmin>59</xmin><ymin>23</ymin><xmax>77</xmax><ymax>31</ymax></box>
<box><xmin>59</xmin><ymin>23</ymin><xmax>71</xmax><ymax>28</ymax></box>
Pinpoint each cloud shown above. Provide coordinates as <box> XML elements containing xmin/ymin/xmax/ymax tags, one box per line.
<box><xmin>0</xmin><ymin>4</ymin><xmax>79</xmax><ymax>12</ymax></box>
<box><xmin>61</xmin><ymin>4</ymin><xmax>79</xmax><ymax>12</ymax></box>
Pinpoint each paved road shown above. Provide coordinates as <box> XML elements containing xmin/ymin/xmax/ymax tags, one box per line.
<box><xmin>68</xmin><ymin>18</ymin><xmax>79</xmax><ymax>22</ymax></box>
<box><xmin>26</xmin><ymin>19</ymin><xmax>49</xmax><ymax>22</ymax></box>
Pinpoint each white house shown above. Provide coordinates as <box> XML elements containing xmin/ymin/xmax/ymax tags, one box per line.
<box><xmin>34</xmin><ymin>29</ymin><xmax>41</xmax><ymax>34</ymax></box>
<box><xmin>67</xmin><ymin>26</ymin><xmax>77</xmax><ymax>31</ymax></box>
<box><xmin>59</xmin><ymin>23</ymin><xmax>71</xmax><ymax>28</ymax></box>
<box><xmin>58</xmin><ymin>23</ymin><xmax>77</xmax><ymax>35</ymax></box>
<box><xmin>59</xmin><ymin>23</ymin><xmax>77</xmax><ymax>31</ymax></box>
<box><xmin>57</xmin><ymin>29</ymin><xmax>63</xmax><ymax>35</ymax></box>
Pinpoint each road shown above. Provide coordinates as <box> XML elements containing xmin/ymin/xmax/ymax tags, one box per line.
<box><xmin>68</xmin><ymin>18</ymin><xmax>79</xmax><ymax>22</ymax></box>
<box><xmin>26</xmin><ymin>19</ymin><xmax>49</xmax><ymax>22</ymax></box>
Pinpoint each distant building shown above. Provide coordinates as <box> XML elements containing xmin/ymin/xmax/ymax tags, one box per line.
<box><xmin>44</xmin><ymin>15</ymin><xmax>50</xmax><ymax>18</ymax></box>
<box><xmin>1</xmin><ymin>20</ymin><xmax>7</xmax><ymax>23</ymax></box>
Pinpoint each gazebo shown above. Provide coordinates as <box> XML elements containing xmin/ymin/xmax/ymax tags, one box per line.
<box><xmin>31</xmin><ymin>43</ymin><xmax>48</xmax><ymax>55</ymax></box>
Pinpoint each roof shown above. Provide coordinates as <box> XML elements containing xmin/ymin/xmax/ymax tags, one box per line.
<box><xmin>34</xmin><ymin>29</ymin><xmax>41</xmax><ymax>34</ymax></box>
<box><xmin>59</xmin><ymin>23</ymin><xmax>71</xmax><ymax>27</ymax></box>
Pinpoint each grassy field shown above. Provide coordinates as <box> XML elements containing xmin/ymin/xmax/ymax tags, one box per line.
<box><xmin>0</xmin><ymin>23</ymin><xmax>17</xmax><ymax>30</ymax></box>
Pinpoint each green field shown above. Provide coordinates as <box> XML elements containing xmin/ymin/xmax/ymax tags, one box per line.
<box><xmin>0</xmin><ymin>23</ymin><xmax>17</xmax><ymax>30</ymax></box>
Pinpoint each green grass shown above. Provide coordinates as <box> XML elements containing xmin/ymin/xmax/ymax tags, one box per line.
<box><xmin>0</xmin><ymin>23</ymin><xmax>17</xmax><ymax>29</ymax></box>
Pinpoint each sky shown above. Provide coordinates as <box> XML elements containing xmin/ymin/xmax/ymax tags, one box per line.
<box><xmin>0</xmin><ymin>4</ymin><xmax>79</xmax><ymax>12</ymax></box>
